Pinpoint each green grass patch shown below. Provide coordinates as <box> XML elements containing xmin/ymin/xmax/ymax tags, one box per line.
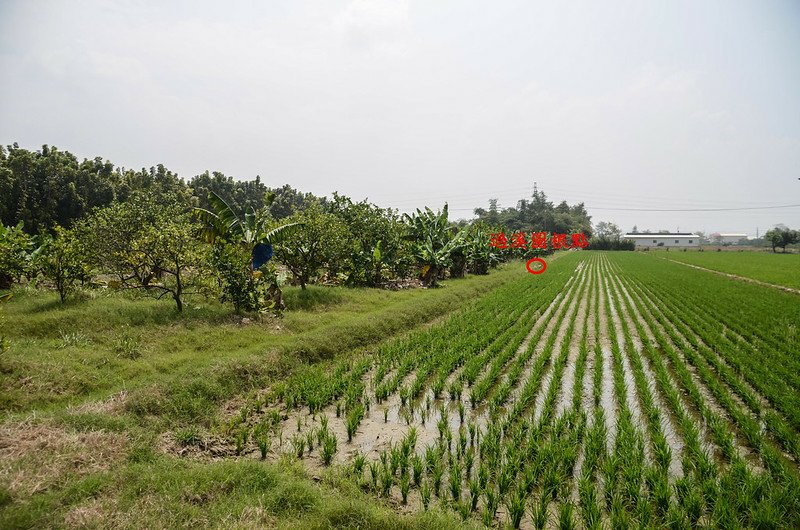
<box><xmin>0</xmin><ymin>265</ymin><xmax>520</xmax><ymax>418</ymax></box>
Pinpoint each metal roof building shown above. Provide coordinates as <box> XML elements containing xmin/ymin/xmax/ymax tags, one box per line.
<box><xmin>623</xmin><ymin>233</ymin><xmax>700</xmax><ymax>248</ymax></box>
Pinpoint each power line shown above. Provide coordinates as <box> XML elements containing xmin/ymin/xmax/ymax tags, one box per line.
<box><xmin>447</xmin><ymin>203</ymin><xmax>800</xmax><ymax>212</ymax></box>
<box><xmin>586</xmin><ymin>204</ymin><xmax>800</xmax><ymax>212</ymax></box>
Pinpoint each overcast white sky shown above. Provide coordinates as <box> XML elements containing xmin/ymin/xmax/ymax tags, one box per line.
<box><xmin>1</xmin><ymin>0</ymin><xmax>799</xmax><ymax>234</ymax></box>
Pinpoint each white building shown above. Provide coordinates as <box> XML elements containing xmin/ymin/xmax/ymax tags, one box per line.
<box><xmin>623</xmin><ymin>233</ymin><xmax>700</xmax><ymax>248</ymax></box>
<box><xmin>712</xmin><ymin>233</ymin><xmax>748</xmax><ymax>245</ymax></box>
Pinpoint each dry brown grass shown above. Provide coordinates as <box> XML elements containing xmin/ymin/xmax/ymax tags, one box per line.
<box><xmin>63</xmin><ymin>497</ymin><xmax>118</xmax><ymax>529</ymax></box>
<box><xmin>69</xmin><ymin>391</ymin><xmax>129</xmax><ymax>415</ymax></box>
<box><xmin>0</xmin><ymin>419</ymin><xmax>127</xmax><ymax>497</ymax></box>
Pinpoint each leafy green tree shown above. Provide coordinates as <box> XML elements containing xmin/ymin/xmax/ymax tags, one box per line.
<box><xmin>472</xmin><ymin>189</ymin><xmax>592</xmax><ymax>236</ymax></box>
<box><xmin>464</xmin><ymin>224</ymin><xmax>501</xmax><ymax>275</ymax></box>
<box><xmin>83</xmin><ymin>193</ymin><xmax>204</xmax><ymax>311</ymax></box>
<box><xmin>194</xmin><ymin>191</ymin><xmax>299</xmax><ymax>310</ymax></box>
<box><xmin>326</xmin><ymin>193</ymin><xmax>409</xmax><ymax>286</ymax></box>
<box><xmin>274</xmin><ymin>202</ymin><xmax>350</xmax><ymax>290</ymax></box>
<box><xmin>594</xmin><ymin>221</ymin><xmax>621</xmax><ymax>239</ymax></box>
<box><xmin>0</xmin><ymin>144</ymin><xmax>190</xmax><ymax>234</ymax></box>
<box><xmin>211</xmin><ymin>242</ymin><xmax>258</xmax><ymax>313</ymax></box>
<box><xmin>32</xmin><ymin>226</ymin><xmax>89</xmax><ymax>302</ymax></box>
<box><xmin>0</xmin><ymin>221</ymin><xmax>34</xmax><ymax>288</ymax></box>
<box><xmin>114</xmin><ymin>164</ymin><xmax>190</xmax><ymax>205</ymax></box>
<box><xmin>403</xmin><ymin>204</ymin><xmax>465</xmax><ymax>287</ymax></box>
<box><xmin>765</xmin><ymin>226</ymin><xmax>798</xmax><ymax>253</ymax></box>
<box><xmin>266</xmin><ymin>184</ymin><xmax>321</xmax><ymax>220</ymax></box>
<box><xmin>0</xmin><ymin>144</ymin><xmax>119</xmax><ymax>233</ymax></box>
<box><xmin>193</xmin><ymin>191</ymin><xmax>299</xmax><ymax>248</ymax></box>
<box><xmin>189</xmin><ymin>171</ymin><xmax>270</xmax><ymax>218</ymax></box>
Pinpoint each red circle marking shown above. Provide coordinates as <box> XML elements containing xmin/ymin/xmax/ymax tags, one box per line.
<box><xmin>526</xmin><ymin>257</ymin><xmax>547</xmax><ymax>275</ymax></box>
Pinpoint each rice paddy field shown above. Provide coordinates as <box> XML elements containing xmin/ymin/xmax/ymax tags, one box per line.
<box><xmin>654</xmin><ymin>250</ymin><xmax>800</xmax><ymax>290</ymax></box>
<box><xmin>226</xmin><ymin>252</ymin><xmax>800</xmax><ymax>529</ymax></box>
<box><xmin>3</xmin><ymin>251</ymin><xmax>800</xmax><ymax>529</ymax></box>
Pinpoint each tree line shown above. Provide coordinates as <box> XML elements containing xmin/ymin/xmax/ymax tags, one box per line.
<box><xmin>1</xmin><ymin>143</ymin><xmax>600</xmax><ymax>313</ymax></box>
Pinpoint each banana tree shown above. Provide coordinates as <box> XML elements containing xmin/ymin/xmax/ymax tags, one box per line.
<box><xmin>193</xmin><ymin>191</ymin><xmax>300</xmax><ymax>312</ymax></box>
<box><xmin>402</xmin><ymin>204</ymin><xmax>466</xmax><ymax>287</ymax></box>
<box><xmin>193</xmin><ymin>191</ymin><xmax>300</xmax><ymax>251</ymax></box>
<box><xmin>464</xmin><ymin>224</ymin><xmax>501</xmax><ymax>275</ymax></box>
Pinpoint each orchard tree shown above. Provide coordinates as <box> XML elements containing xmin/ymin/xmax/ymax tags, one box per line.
<box><xmin>193</xmin><ymin>191</ymin><xmax>300</xmax><ymax>312</ymax></box>
<box><xmin>32</xmin><ymin>226</ymin><xmax>89</xmax><ymax>303</ymax></box>
<box><xmin>403</xmin><ymin>204</ymin><xmax>466</xmax><ymax>287</ymax></box>
<box><xmin>326</xmin><ymin>193</ymin><xmax>409</xmax><ymax>286</ymax></box>
<box><xmin>83</xmin><ymin>193</ymin><xmax>204</xmax><ymax>311</ymax></box>
<box><xmin>0</xmin><ymin>221</ymin><xmax>34</xmax><ymax>289</ymax></box>
<box><xmin>464</xmin><ymin>224</ymin><xmax>501</xmax><ymax>275</ymax></box>
<box><xmin>274</xmin><ymin>202</ymin><xmax>350</xmax><ymax>290</ymax></box>
<box><xmin>267</xmin><ymin>184</ymin><xmax>321</xmax><ymax>220</ymax></box>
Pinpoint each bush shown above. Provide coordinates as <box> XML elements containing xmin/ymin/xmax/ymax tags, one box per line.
<box><xmin>210</xmin><ymin>242</ymin><xmax>283</xmax><ymax>313</ymax></box>
<box><xmin>586</xmin><ymin>236</ymin><xmax>635</xmax><ymax>251</ymax></box>
<box><xmin>0</xmin><ymin>221</ymin><xmax>34</xmax><ymax>289</ymax></box>
<box><xmin>82</xmin><ymin>193</ymin><xmax>206</xmax><ymax>311</ymax></box>
<box><xmin>32</xmin><ymin>226</ymin><xmax>89</xmax><ymax>303</ymax></box>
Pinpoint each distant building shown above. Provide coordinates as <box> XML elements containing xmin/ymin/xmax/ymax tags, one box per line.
<box><xmin>711</xmin><ymin>233</ymin><xmax>748</xmax><ymax>245</ymax></box>
<box><xmin>623</xmin><ymin>233</ymin><xmax>699</xmax><ymax>248</ymax></box>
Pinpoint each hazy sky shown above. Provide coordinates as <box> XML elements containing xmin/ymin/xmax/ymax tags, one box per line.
<box><xmin>1</xmin><ymin>0</ymin><xmax>799</xmax><ymax>234</ymax></box>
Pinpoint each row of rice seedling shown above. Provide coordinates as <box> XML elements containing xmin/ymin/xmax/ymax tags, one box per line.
<box><xmin>605</xmin><ymin>269</ymin><xmax>682</xmax><ymax>477</ymax></box>
<box><xmin>380</xmin><ymin>272</ymin><xmax>561</xmax><ymax>403</ymax></box>
<box><xmin>609</xmin><ymin>260</ymin><xmax>723</xmax><ymax>526</ymax></box>
<box><xmin>606</xmin><ymin>257</ymin><xmax>728</xmax><ymax>524</ymax></box>
<box><xmin>622</xmin><ymin>269</ymin><xmax>781</xmax><ymax>469</ymax></box>
<box><xmin>633</xmin><ymin>278</ymin><xmax>800</xmax><ymax>468</ymax></box>
<box><xmin>623</xmin><ymin>263</ymin><xmax>800</xmax><ymax>465</ymax></box>
<box><xmin>576</xmin><ymin>264</ymin><xmax>608</xmax><ymax>529</ymax></box>
<box><xmin>473</xmin><ymin>268</ymin><xmax>584</xmax><ymax>413</ymax></box>
<box><xmin>495</xmin><ymin>261</ymin><xmax>593</xmax><ymax>433</ymax></box>
<box><xmin>458</xmin><ymin>259</ymin><xmax>593</xmax><ymax>527</ymax></box>
<box><xmin>465</xmin><ymin>278</ymin><xmax>571</xmax><ymax>409</ymax></box>
<box><xmin>621</xmin><ymin>272</ymin><xmax>744</xmax><ymax>464</ymax></box>
<box><xmin>237</xmin><ymin>254</ymin><xmax>583</xmax><ymax>457</ymax></box>
<box><xmin>632</xmin><ymin>254</ymin><xmax>800</xmax><ymax>431</ymax></box>
<box><xmin>606</xmin><ymin>254</ymin><xmax>800</xmax><ymax>527</ymax></box>
<box><xmin>596</xmin><ymin>260</ymin><xmax>655</xmax><ymax>526</ymax></box>
<box><xmin>621</xmin><ymin>272</ymin><xmax>800</xmax><ymax>501</ymax></box>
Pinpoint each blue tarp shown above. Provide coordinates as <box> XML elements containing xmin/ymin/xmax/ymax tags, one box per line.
<box><xmin>252</xmin><ymin>243</ymin><xmax>273</xmax><ymax>270</ymax></box>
